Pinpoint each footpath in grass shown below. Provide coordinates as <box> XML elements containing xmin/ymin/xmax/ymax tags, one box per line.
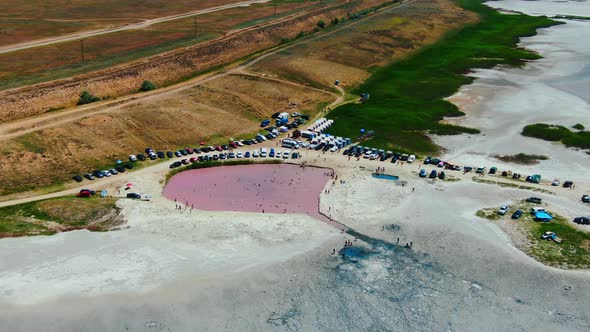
<box><xmin>327</xmin><ymin>0</ymin><xmax>559</xmax><ymax>154</ymax></box>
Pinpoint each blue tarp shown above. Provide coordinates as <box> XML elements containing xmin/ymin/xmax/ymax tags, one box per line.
<box><xmin>534</xmin><ymin>212</ymin><xmax>553</xmax><ymax>221</ymax></box>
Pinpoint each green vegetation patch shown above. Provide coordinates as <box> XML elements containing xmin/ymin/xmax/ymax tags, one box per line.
<box><xmin>522</xmin><ymin>123</ymin><xmax>590</xmax><ymax>150</ymax></box>
<box><xmin>477</xmin><ymin>201</ymin><xmax>590</xmax><ymax>269</ymax></box>
<box><xmin>327</xmin><ymin>0</ymin><xmax>559</xmax><ymax>153</ymax></box>
<box><xmin>493</xmin><ymin>153</ymin><xmax>549</xmax><ymax>165</ymax></box>
<box><xmin>0</xmin><ymin>196</ymin><xmax>120</xmax><ymax>238</ymax></box>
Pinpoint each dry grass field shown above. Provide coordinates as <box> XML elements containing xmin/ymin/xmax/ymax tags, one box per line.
<box><xmin>0</xmin><ymin>1</ymin><xmax>326</xmax><ymax>91</ymax></box>
<box><xmin>0</xmin><ymin>0</ymin><xmax>241</xmax><ymax>46</ymax></box>
<box><xmin>0</xmin><ymin>74</ymin><xmax>332</xmax><ymax>195</ymax></box>
<box><xmin>0</xmin><ymin>0</ymin><xmax>381</xmax><ymax>123</ymax></box>
<box><xmin>252</xmin><ymin>0</ymin><xmax>477</xmax><ymax>89</ymax></box>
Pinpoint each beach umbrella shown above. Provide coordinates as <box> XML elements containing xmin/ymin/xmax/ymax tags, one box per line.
<box><xmin>126</xmin><ymin>183</ymin><xmax>133</xmax><ymax>187</ymax></box>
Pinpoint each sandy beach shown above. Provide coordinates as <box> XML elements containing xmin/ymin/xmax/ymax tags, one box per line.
<box><xmin>0</xmin><ymin>148</ymin><xmax>588</xmax><ymax>330</ymax></box>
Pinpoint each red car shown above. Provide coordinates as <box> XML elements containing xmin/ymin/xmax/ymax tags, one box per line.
<box><xmin>189</xmin><ymin>157</ymin><xmax>197</xmax><ymax>163</ymax></box>
<box><xmin>77</xmin><ymin>190</ymin><xmax>92</xmax><ymax>198</ymax></box>
<box><xmin>215</xmin><ymin>146</ymin><xmax>223</xmax><ymax>151</ymax></box>
<box><xmin>229</xmin><ymin>142</ymin><xmax>237</xmax><ymax>149</ymax></box>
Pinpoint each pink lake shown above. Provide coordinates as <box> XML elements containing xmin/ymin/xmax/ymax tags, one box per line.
<box><xmin>163</xmin><ymin>164</ymin><xmax>333</xmax><ymax>221</ymax></box>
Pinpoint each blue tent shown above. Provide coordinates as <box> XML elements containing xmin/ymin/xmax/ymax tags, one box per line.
<box><xmin>534</xmin><ymin>211</ymin><xmax>553</xmax><ymax>222</ymax></box>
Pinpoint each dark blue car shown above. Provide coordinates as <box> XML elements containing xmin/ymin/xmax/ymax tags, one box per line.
<box><xmin>511</xmin><ymin>209</ymin><xmax>523</xmax><ymax>219</ymax></box>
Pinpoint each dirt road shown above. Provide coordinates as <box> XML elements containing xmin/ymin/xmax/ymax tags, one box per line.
<box><xmin>0</xmin><ymin>0</ymin><xmax>412</xmax><ymax>142</ymax></box>
<box><xmin>0</xmin><ymin>0</ymin><xmax>270</xmax><ymax>54</ymax></box>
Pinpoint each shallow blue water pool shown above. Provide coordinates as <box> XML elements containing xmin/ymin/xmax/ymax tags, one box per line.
<box><xmin>371</xmin><ymin>173</ymin><xmax>399</xmax><ymax>181</ymax></box>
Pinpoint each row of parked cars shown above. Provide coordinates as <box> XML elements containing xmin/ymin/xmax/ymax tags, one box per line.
<box><xmin>169</xmin><ymin>148</ymin><xmax>301</xmax><ymax>168</ymax></box>
<box><xmin>170</xmin><ymin>148</ymin><xmax>300</xmax><ymax>168</ymax></box>
<box><xmin>72</xmin><ymin>133</ymin><xmax>290</xmax><ymax>182</ymax></box>
<box><xmin>343</xmin><ymin>146</ymin><xmax>416</xmax><ymax>163</ymax></box>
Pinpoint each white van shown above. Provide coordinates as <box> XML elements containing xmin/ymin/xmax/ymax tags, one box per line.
<box><xmin>260</xmin><ymin>148</ymin><xmax>267</xmax><ymax>157</ymax></box>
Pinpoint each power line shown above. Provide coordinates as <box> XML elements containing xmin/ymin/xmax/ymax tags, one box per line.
<box><xmin>80</xmin><ymin>39</ymin><xmax>85</xmax><ymax>63</ymax></box>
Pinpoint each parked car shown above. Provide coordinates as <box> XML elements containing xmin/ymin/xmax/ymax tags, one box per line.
<box><xmin>129</xmin><ymin>155</ymin><xmax>137</xmax><ymax>162</ymax></box>
<box><xmin>102</xmin><ymin>170</ymin><xmax>112</xmax><ymax>177</ymax></box>
<box><xmin>84</xmin><ymin>173</ymin><xmax>95</xmax><ymax>180</ymax></box>
<box><xmin>424</xmin><ymin>157</ymin><xmax>431</xmax><ymax>165</ymax></box>
<box><xmin>551</xmin><ymin>179</ymin><xmax>560</xmax><ymax>186</ymax></box>
<box><xmin>407</xmin><ymin>155</ymin><xmax>416</xmax><ymax>163</ymax></box>
<box><xmin>137</xmin><ymin>154</ymin><xmax>146</xmax><ymax>161</ymax></box>
<box><xmin>72</xmin><ymin>175</ymin><xmax>83</xmax><ymax>182</ymax></box>
<box><xmin>109</xmin><ymin>168</ymin><xmax>118</xmax><ymax>175</ymax></box>
<box><xmin>115</xmin><ymin>166</ymin><xmax>126</xmax><ymax>173</ymax></box>
<box><xmin>236</xmin><ymin>152</ymin><xmax>243</xmax><ymax>158</ymax></box>
<box><xmin>181</xmin><ymin>159</ymin><xmax>189</xmax><ymax>165</ymax></box>
<box><xmin>123</xmin><ymin>163</ymin><xmax>134</xmax><ymax>169</ymax></box>
<box><xmin>419</xmin><ymin>169</ymin><xmax>427</xmax><ymax>178</ymax></box>
<box><xmin>276</xmin><ymin>151</ymin><xmax>282</xmax><ymax>158</ymax></box>
<box><xmin>429</xmin><ymin>170</ymin><xmax>438</xmax><ymax>179</ymax></box>
<box><xmin>292</xmin><ymin>152</ymin><xmax>299</xmax><ymax>159</ymax></box>
<box><xmin>127</xmin><ymin>193</ymin><xmax>142</xmax><ymax>199</ymax></box>
<box><xmin>489</xmin><ymin>167</ymin><xmax>497</xmax><ymax>175</ymax></box>
<box><xmin>245</xmin><ymin>151</ymin><xmax>251</xmax><ymax>158</ymax></box>
<box><xmin>189</xmin><ymin>157</ymin><xmax>197</xmax><ymax>163</ymax></box>
<box><xmin>219</xmin><ymin>153</ymin><xmax>227</xmax><ymax>160</ymax></box>
<box><xmin>174</xmin><ymin>151</ymin><xmax>182</xmax><ymax>157</ymax></box>
<box><xmin>149</xmin><ymin>153</ymin><xmax>157</xmax><ymax>160</ymax></box>
<box><xmin>582</xmin><ymin>195</ymin><xmax>590</xmax><ymax>203</ymax></box>
<box><xmin>573</xmin><ymin>216</ymin><xmax>590</xmax><ymax>225</ymax></box>
<box><xmin>497</xmin><ymin>205</ymin><xmax>509</xmax><ymax>215</ymax></box>
<box><xmin>438</xmin><ymin>171</ymin><xmax>445</xmax><ymax>180</ymax></box>
<box><xmin>283</xmin><ymin>150</ymin><xmax>291</xmax><ymax>159</ymax></box>
<box><xmin>476</xmin><ymin>166</ymin><xmax>486</xmax><ymax>174</ymax></box>
<box><xmin>563</xmin><ymin>180</ymin><xmax>574</xmax><ymax>188</ymax></box>
<box><xmin>157</xmin><ymin>151</ymin><xmax>165</xmax><ymax>158</ymax></box>
<box><xmin>228</xmin><ymin>152</ymin><xmax>235</xmax><ymax>159</ymax></box>
<box><xmin>541</xmin><ymin>231</ymin><xmax>562</xmax><ymax>243</ymax></box>
<box><xmin>526</xmin><ymin>197</ymin><xmax>542</xmax><ymax>204</ymax></box>
<box><xmin>166</xmin><ymin>151</ymin><xmax>174</xmax><ymax>158</ymax></box>
<box><xmin>77</xmin><ymin>190</ymin><xmax>92</xmax><ymax>198</ymax></box>
<box><xmin>253</xmin><ymin>150</ymin><xmax>259</xmax><ymax>157</ymax></box>
<box><xmin>511</xmin><ymin>209</ymin><xmax>523</xmax><ymax>219</ymax></box>
<box><xmin>169</xmin><ymin>161</ymin><xmax>182</xmax><ymax>168</ymax></box>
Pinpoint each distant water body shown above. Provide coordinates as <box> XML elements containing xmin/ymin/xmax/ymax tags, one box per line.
<box><xmin>486</xmin><ymin>0</ymin><xmax>590</xmax><ymax>102</ymax></box>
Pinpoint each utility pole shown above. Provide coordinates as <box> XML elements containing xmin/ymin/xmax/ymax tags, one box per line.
<box><xmin>80</xmin><ymin>39</ymin><xmax>85</xmax><ymax>63</ymax></box>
